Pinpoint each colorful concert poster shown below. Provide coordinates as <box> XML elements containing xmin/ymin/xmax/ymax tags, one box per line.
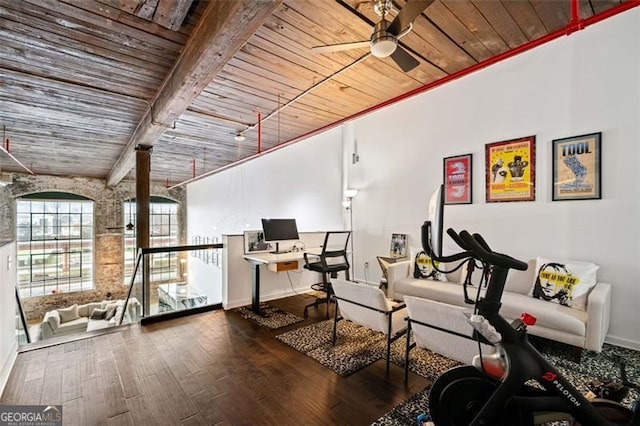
<box><xmin>552</xmin><ymin>133</ymin><xmax>601</xmax><ymax>201</ymax></box>
<box><xmin>485</xmin><ymin>136</ymin><xmax>536</xmax><ymax>202</ymax></box>
<box><xmin>443</xmin><ymin>154</ymin><xmax>472</xmax><ymax>204</ymax></box>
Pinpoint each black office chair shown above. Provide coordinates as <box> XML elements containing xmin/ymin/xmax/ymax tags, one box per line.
<box><xmin>302</xmin><ymin>231</ymin><xmax>351</xmax><ymax>318</ymax></box>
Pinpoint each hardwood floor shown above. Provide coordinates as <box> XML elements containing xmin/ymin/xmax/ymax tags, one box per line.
<box><xmin>1</xmin><ymin>293</ymin><xmax>429</xmax><ymax>425</ymax></box>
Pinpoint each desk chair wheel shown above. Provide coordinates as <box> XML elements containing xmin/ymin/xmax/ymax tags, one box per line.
<box><xmin>303</xmin><ymin>294</ymin><xmax>333</xmax><ymax>319</ymax></box>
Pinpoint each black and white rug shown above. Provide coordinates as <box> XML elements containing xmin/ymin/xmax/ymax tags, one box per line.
<box><xmin>233</xmin><ymin>303</ymin><xmax>304</xmax><ymax>330</ymax></box>
<box><xmin>276</xmin><ymin>320</ymin><xmax>387</xmax><ymax>376</ymax></box>
<box><xmin>374</xmin><ymin>338</ymin><xmax>640</xmax><ymax>425</ymax></box>
<box><xmin>276</xmin><ymin>319</ymin><xmax>460</xmax><ymax>379</ymax></box>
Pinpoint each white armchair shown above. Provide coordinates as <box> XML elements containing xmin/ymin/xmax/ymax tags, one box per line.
<box><xmin>331</xmin><ymin>279</ymin><xmax>407</xmax><ymax>374</ymax></box>
<box><xmin>404</xmin><ymin>295</ymin><xmax>494</xmax><ymax>382</ymax></box>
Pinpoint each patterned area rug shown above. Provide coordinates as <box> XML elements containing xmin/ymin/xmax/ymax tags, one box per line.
<box><xmin>374</xmin><ymin>338</ymin><xmax>640</xmax><ymax>425</ymax></box>
<box><xmin>232</xmin><ymin>303</ymin><xmax>304</xmax><ymax>330</ymax></box>
<box><xmin>276</xmin><ymin>320</ymin><xmax>387</xmax><ymax>376</ymax></box>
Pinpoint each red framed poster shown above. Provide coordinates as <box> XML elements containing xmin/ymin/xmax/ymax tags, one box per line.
<box><xmin>485</xmin><ymin>136</ymin><xmax>536</xmax><ymax>202</ymax></box>
<box><xmin>443</xmin><ymin>154</ymin><xmax>472</xmax><ymax>205</ymax></box>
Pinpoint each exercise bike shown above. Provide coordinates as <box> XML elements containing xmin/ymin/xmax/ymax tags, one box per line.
<box><xmin>423</xmin><ymin>227</ymin><xmax>640</xmax><ymax>425</ymax></box>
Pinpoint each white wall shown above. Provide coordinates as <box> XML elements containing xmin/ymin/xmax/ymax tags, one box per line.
<box><xmin>187</xmin><ymin>126</ymin><xmax>345</xmax><ymax>305</ymax></box>
<box><xmin>346</xmin><ymin>10</ymin><xmax>640</xmax><ymax>348</ymax></box>
<box><xmin>187</xmin><ymin>10</ymin><xmax>640</xmax><ymax>348</ymax></box>
<box><xmin>0</xmin><ymin>242</ymin><xmax>17</xmax><ymax>398</ymax></box>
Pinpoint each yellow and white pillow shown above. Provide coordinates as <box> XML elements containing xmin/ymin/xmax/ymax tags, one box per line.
<box><xmin>529</xmin><ymin>257</ymin><xmax>599</xmax><ymax>311</ymax></box>
<box><xmin>412</xmin><ymin>251</ymin><xmax>447</xmax><ymax>282</ymax></box>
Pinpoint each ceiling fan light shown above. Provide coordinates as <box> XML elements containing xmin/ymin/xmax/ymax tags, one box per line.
<box><xmin>234</xmin><ymin>132</ymin><xmax>246</xmax><ymax>142</ymax></box>
<box><xmin>370</xmin><ymin>36</ymin><xmax>397</xmax><ymax>58</ymax></box>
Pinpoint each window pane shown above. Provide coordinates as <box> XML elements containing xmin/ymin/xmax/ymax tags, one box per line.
<box><xmin>17</xmin><ymin>227</ymin><xmax>29</xmax><ymax>241</ymax></box>
<box><xmin>57</xmin><ymin>202</ymin><xmax>69</xmax><ymax>214</ymax></box>
<box><xmin>17</xmin><ymin>202</ymin><xmax>30</xmax><ymax>213</ymax></box>
<box><xmin>43</xmin><ymin>202</ymin><xmax>55</xmax><ymax>214</ymax></box>
<box><xmin>31</xmin><ymin>201</ymin><xmax>44</xmax><ymax>213</ymax></box>
<box><xmin>70</xmin><ymin>203</ymin><xmax>82</xmax><ymax>213</ymax></box>
<box><xmin>31</xmin><ymin>215</ymin><xmax>44</xmax><ymax>240</ymax></box>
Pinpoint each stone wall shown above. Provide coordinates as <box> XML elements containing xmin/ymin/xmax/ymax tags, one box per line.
<box><xmin>0</xmin><ymin>173</ymin><xmax>186</xmax><ymax>320</ymax></box>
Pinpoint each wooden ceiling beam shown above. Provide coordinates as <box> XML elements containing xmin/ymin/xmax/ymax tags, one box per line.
<box><xmin>153</xmin><ymin>0</ymin><xmax>193</xmax><ymax>31</ymax></box>
<box><xmin>106</xmin><ymin>0</ymin><xmax>283</xmax><ymax>187</ymax></box>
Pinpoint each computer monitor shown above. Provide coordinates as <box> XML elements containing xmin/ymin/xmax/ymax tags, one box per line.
<box><xmin>261</xmin><ymin>218</ymin><xmax>299</xmax><ymax>254</ymax></box>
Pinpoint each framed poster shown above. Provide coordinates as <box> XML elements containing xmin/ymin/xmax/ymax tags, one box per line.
<box><xmin>443</xmin><ymin>154</ymin><xmax>472</xmax><ymax>204</ymax></box>
<box><xmin>485</xmin><ymin>136</ymin><xmax>536</xmax><ymax>202</ymax></box>
<box><xmin>552</xmin><ymin>132</ymin><xmax>601</xmax><ymax>201</ymax></box>
<box><xmin>243</xmin><ymin>230</ymin><xmax>272</xmax><ymax>254</ymax></box>
<box><xmin>389</xmin><ymin>233</ymin><xmax>407</xmax><ymax>258</ymax></box>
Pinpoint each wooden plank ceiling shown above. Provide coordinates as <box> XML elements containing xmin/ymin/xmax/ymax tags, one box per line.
<box><xmin>0</xmin><ymin>0</ymin><xmax>628</xmax><ymax>185</ymax></box>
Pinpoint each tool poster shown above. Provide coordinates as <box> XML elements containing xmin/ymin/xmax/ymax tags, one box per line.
<box><xmin>552</xmin><ymin>133</ymin><xmax>601</xmax><ymax>201</ymax></box>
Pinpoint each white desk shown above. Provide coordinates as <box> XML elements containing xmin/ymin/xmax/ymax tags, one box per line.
<box><xmin>243</xmin><ymin>249</ymin><xmax>321</xmax><ymax>314</ymax></box>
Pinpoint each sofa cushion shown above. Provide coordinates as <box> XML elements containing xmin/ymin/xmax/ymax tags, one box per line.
<box><xmin>395</xmin><ymin>277</ymin><xmax>587</xmax><ymax>337</ymax></box>
<box><xmin>45</xmin><ymin>310</ymin><xmax>61</xmax><ymax>330</ymax></box>
<box><xmin>459</xmin><ymin>259</ymin><xmax>536</xmax><ymax>295</ymax></box>
<box><xmin>395</xmin><ymin>278</ymin><xmax>479</xmax><ymax>307</ymax></box>
<box><xmin>90</xmin><ymin>308</ymin><xmax>108</xmax><ymax>320</ymax></box>
<box><xmin>57</xmin><ymin>317</ymin><xmax>89</xmax><ymax>334</ymax></box>
<box><xmin>78</xmin><ymin>302</ymin><xmax>103</xmax><ymax>318</ymax></box>
<box><xmin>104</xmin><ymin>305</ymin><xmax>118</xmax><ymax>321</ymax></box>
<box><xmin>412</xmin><ymin>252</ymin><xmax>447</xmax><ymax>281</ymax></box>
<box><xmin>529</xmin><ymin>257</ymin><xmax>599</xmax><ymax>311</ymax></box>
<box><xmin>504</xmin><ymin>260</ymin><xmax>537</xmax><ymax>294</ymax></box>
<box><xmin>87</xmin><ymin>319</ymin><xmax>113</xmax><ymax>332</ymax></box>
<box><xmin>501</xmin><ymin>292</ymin><xmax>586</xmax><ymax>337</ymax></box>
<box><xmin>58</xmin><ymin>304</ymin><xmax>80</xmax><ymax>323</ymax></box>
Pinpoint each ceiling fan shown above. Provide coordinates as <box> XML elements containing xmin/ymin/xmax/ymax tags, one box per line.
<box><xmin>311</xmin><ymin>0</ymin><xmax>435</xmax><ymax>72</ymax></box>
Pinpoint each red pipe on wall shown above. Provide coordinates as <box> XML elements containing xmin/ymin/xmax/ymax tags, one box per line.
<box><xmin>568</xmin><ymin>0</ymin><xmax>585</xmax><ymax>33</ymax></box>
<box><xmin>257</xmin><ymin>112</ymin><xmax>262</xmax><ymax>154</ymax></box>
<box><xmin>571</xmin><ymin>0</ymin><xmax>580</xmax><ymax>23</ymax></box>
<box><xmin>170</xmin><ymin>1</ymin><xmax>640</xmax><ymax>189</ymax></box>
<box><xmin>192</xmin><ymin>158</ymin><xmax>196</xmax><ymax>178</ymax></box>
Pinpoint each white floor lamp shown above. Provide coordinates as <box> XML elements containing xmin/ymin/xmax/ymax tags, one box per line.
<box><xmin>344</xmin><ymin>189</ymin><xmax>358</xmax><ymax>274</ymax></box>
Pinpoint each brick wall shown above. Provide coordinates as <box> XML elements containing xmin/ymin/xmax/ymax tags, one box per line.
<box><xmin>0</xmin><ymin>173</ymin><xmax>186</xmax><ymax>320</ymax></box>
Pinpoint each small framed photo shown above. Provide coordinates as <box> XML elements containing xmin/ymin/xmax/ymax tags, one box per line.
<box><xmin>244</xmin><ymin>230</ymin><xmax>272</xmax><ymax>254</ymax></box>
<box><xmin>552</xmin><ymin>132</ymin><xmax>601</xmax><ymax>201</ymax></box>
<box><xmin>443</xmin><ymin>154</ymin><xmax>472</xmax><ymax>205</ymax></box>
<box><xmin>389</xmin><ymin>233</ymin><xmax>407</xmax><ymax>258</ymax></box>
<box><xmin>485</xmin><ymin>136</ymin><xmax>536</xmax><ymax>202</ymax></box>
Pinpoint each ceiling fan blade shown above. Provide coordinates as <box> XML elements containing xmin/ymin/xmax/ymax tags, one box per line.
<box><xmin>311</xmin><ymin>41</ymin><xmax>370</xmax><ymax>54</ymax></box>
<box><xmin>390</xmin><ymin>46</ymin><xmax>419</xmax><ymax>72</ymax></box>
<box><xmin>388</xmin><ymin>0</ymin><xmax>435</xmax><ymax>36</ymax></box>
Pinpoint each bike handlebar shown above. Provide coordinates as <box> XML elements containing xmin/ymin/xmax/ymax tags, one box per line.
<box><xmin>446</xmin><ymin>228</ymin><xmax>471</xmax><ymax>251</ymax></box>
<box><xmin>422</xmin><ymin>222</ymin><xmax>473</xmax><ymax>263</ymax></box>
<box><xmin>422</xmin><ymin>222</ymin><xmax>528</xmax><ymax>271</ymax></box>
<box><xmin>473</xmin><ymin>233</ymin><xmax>493</xmax><ymax>253</ymax></box>
<box><xmin>457</xmin><ymin>230</ymin><xmax>528</xmax><ymax>271</ymax></box>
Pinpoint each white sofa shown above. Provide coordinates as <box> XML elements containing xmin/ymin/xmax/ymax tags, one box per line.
<box><xmin>41</xmin><ymin>298</ymin><xmax>141</xmax><ymax>339</ymax></box>
<box><xmin>387</xmin><ymin>259</ymin><xmax>611</xmax><ymax>352</ymax></box>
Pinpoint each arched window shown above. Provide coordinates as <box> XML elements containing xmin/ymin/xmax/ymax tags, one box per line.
<box><xmin>16</xmin><ymin>193</ymin><xmax>94</xmax><ymax>297</ymax></box>
<box><xmin>123</xmin><ymin>197</ymin><xmax>179</xmax><ymax>283</ymax></box>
